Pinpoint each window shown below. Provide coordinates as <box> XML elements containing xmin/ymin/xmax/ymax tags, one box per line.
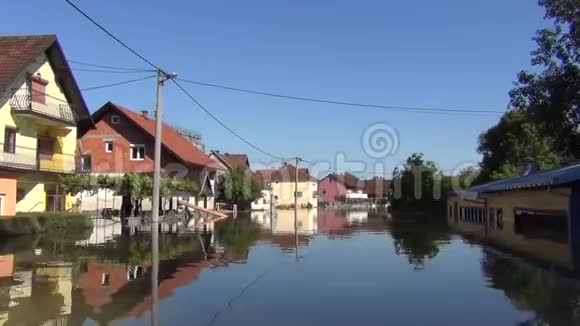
<box><xmin>497</xmin><ymin>208</ymin><xmax>503</xmax><ymax>230</ymax></box>
<box><xmin>295</xmin><ymin>191</ymin><xmax>303</xmax><ymax>198</ymax></box>
<box><xmin>111</xmin><ymin>115</ymin><xmax>120</xmax><ymax>124</ymax></box>
<box><xmin>3</xmin><ymin>127</ymin><xmax>16</xmax><ymax>153</ymax></box>
<box><xmin>105</xmin><ymin>140</ymin><xmax>113</xmax><ymax>153</ymax></box>
<box><xmin>460</xmin><ymin>207</ymin><xmax>464</xmax><ymax>221</ymax></box>
<box><xmin>262</xmin><ymin>198</ymin><xmax>267</xmax><ymax>204</ymax></box>
<box><xmin>489</xmin><ymin>208</ymin><xmax>495</xmax><ymax>229</ymax></box>
<box><xmin>28</xmin><ymin>74</ymin><xmax>48</xmax><ymax>104</ymax></box>
<box><xmin>37</xmin><ymin>137</ymin><xmax>54</xmax><ymax>160</ymax></box>
<box><xmin>130</xmin><ymin>144</ymin><xmax>145</xmax><ymax>160</ymax></box>
<box><xmin>81</xmin><ymin>154</ymin><xmax>91</xmax><ymax>172</ymax></box>
<box><xmin>101</xmin><ymin>272</ymin><xmax>110</xmax><ymax>287</ymax></box>
<box><xmin>312</xmin><ymin>190</ymin><xmax>317</xmax><ymax>198</ymax></box>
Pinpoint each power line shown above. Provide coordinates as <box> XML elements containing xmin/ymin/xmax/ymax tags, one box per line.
<box><xmin>176</xmin><ymin>78</ymin><xmax>504</xmax><ymax>116</ymax></box>
<box><xmin>71</xmin><ymin>68</ymin><xmax>155</xmax><ymax>74</ymax></box>
<box><xmin>69</xmin><ymin>59</ymin><xmax>154</xmax><ymax>72</ymax></box>
<box><xmin>63</xmin><ymin>0</ymin><xmax>163</xmax><ymax>72</ymax></box>
<box><xmin>172</xmin><ymin>79</ymin><xmax>284</xmax><ymax>160</ymax></box>
<box><xmin>80</xmin><ymin>75</ymin><xmax>157</xmax><ymax>91</ymax></box>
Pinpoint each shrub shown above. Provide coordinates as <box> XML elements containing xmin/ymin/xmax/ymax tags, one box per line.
<box><xmin>0</xmin><ymin>212</ymin><xmax>93</xmax><ymax>236</ymax></box>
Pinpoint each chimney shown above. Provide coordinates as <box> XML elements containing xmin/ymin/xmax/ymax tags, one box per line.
<box><xmin>141</xmin><ymin>110</ymin><xmax>149</xmax><ymax>118</ymax></box>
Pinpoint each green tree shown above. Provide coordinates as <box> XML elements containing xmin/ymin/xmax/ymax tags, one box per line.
<box><xmin>509</xmin><ymin>0</ymin><xmax>579</xmax><ymax>157</ymax></box>
<box><xmin>390</xmin><ymin>153</ymin><xmax>448</xmax><ymax>213</ymax></box>
<box><xmin>477</xmin><ymin>111</ymin><xmax>565</xmax><ymax>181</ymax></box>
<box><xmin>216</xmin><ymin>166</ymin><xmax>262</xmax><ymax>209</ymax></box>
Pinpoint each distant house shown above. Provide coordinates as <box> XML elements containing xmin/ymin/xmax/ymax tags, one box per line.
<box><xmin>255</xmin><ymin>164</ymin><xmax>318</xmax><ymax>209</ymax></box>
<box><xmin>79</xmin><ymin>102</ymin><xmax>223</xmax><ymax>212</ymax></box>
<box><xmin>208</xmin><ymin>151</ymin><xmax>251</xmax><ymax>175</ymax></box>
<box><xmin>318</xmin><ymin>173</ymin><xmax>367</xmax><ymax>204</ymax></box>
<box><xmin>364</xmin><ymin>177</ymin><xmax>391</xmax><ymax>204</ymax></box>
<box><xmin>0</xmin><ymin>35</ymin><xmax>94</xmax><ymax>216</ymax></box>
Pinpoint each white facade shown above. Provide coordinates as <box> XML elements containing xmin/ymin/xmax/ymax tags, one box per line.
<box><xmin>251</xmin><ymin>190</ymin><xmax>275</xmax><ymax>211</ymax></box>
<box><xmin>345</xmin><ymin>190</ymin><xmax>368</xmax><ymax>200</ymax></box>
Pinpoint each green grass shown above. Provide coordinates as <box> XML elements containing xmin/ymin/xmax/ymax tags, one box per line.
<box><xmin>0</xmin><ymin>212</ymin><xmax>93</xmax><ymax>236</ymax></box>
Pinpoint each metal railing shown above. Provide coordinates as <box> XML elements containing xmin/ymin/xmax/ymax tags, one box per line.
<box><xmin>9</xmin><ymin>87</ymin><xmax>75</xmax><ymax>124</ymax></box>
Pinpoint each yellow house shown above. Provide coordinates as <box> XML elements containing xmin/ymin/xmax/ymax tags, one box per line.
<box><xmin>0</xmin><ymin>35</ymin><xmax>93</xmax><ymax>216</ymax></box>
<box><xmin>255</xmin><ymin>164</ymin><xmax>318</xmax><ymax>209</ymax></box>
<box><xmin>447</xmin><ymin>163</ymin><xmax>580</xmax><ymax>271</ymax></box>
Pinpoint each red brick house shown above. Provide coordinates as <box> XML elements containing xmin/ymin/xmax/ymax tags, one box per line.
<box><xmin>318</xmin><ymin>173</ymin><xmax>365</xmax><ymax>204</ymax></box>
<box><xmin>319</xmin><ymin>173</ymin><xmax>391</xmax><ymax>205</ymax></box>
<box><xmin>79</xmin><ymin>102</ymin><xmax>222</xmax><ymax>211</ymax></box>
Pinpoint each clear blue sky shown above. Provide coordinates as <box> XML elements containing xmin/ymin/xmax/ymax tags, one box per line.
<box><xmin>4</xmin><ymin>0</ymin><xmax>548</xmax><ymax>178</ymax></box>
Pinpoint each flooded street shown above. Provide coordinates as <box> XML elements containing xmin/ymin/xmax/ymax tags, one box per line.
<box><xmin>0</xmin><ymin>209</ymin><xmax>579</xmax><ymax>326</ymax></box>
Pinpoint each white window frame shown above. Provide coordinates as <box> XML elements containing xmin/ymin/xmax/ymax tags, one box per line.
<box><xmin>104</xmin><ymin>140</ymin><xmax>113</xmax><ymax>153</ymax></box>
<box><xmin>0</xmin><ymin>195</ymin><xmax>4</xmax><ymax>216</ymax></box>
<box><xmin>130</xmin><ymin>144</ymin><xmax>145</xmax><ymax>161</ymax></box>
<box><xmin>111</xmin><ymin>115</ymin><xmax>120</xmax><ymax>124</ymax></box>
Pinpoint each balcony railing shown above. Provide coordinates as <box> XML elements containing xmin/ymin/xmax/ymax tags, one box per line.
<box><xmin>0</xmin><ymin>144</ymin><xmax>77</xmax><ymax>173</ymax></box>
<box><xmin>9</xmin><ymin>87</ymin><xmax>75</xmax><ymax>125</ymax></box>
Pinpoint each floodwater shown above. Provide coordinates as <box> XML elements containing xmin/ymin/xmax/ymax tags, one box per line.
<box><xmin>0</xmin><ymin>208</ymin><xmax>579</xmax><ymax>326</ymax></box>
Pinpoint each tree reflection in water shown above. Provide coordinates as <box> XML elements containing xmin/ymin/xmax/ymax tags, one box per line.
<box><xmin>388</xmin><ymin>215</ymin><xmax>451</xmax><ymax>270</ymax></box>
<box><xmin>481</xmin><ymin>248</ymin><xmax>580</xmax><ymax>326</ymax></box>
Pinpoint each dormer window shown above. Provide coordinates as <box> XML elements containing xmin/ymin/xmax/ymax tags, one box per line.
<box><xmin>27</xmin><ymin>73</ymin><xmax>49</xmax><ymax>104</ymax></box>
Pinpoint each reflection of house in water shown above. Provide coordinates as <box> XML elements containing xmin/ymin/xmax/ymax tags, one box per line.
<box><xmin>0</xmin><ymin>252</ymin><xmax>73</xmax><ymax>325</ymax></box>
<box><xmin>72</xmin><ymin>236</ymin><xmax>219</xmax><ymax>324</ymax></box>
<box><xmin>252</xmin><ymin>209</ymin><xmax>318</xmax><ymax>235</ymax></box>
<box><xmin>76</xmin><ymin>219</ymin><xmax>123</xmax><ymax>246</ymax></box>
<box><xmin>345</xmin><ymin>210</ymin><xmax>368</xmax><ymax>225</ymax></box>
<box><xmin>447</xmin><ymin>163</ymin><xmax>580</xmax><ymax>271</ymax></box>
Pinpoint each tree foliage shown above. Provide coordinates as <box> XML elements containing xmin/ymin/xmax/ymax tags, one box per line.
<box><xmin>390</xmin><ymin>153</ymin><xmax>449</xmax><ymax>213</ymax></box>
<box><xmin>477</xmin><ymin>0</ymin><xmax>579</xmax><ymax>181</ymax></box>
<box><xmin>478</xmin><ymin>111</ymin><xmax>565</xmax><ymax>180</ymax></box>
<box><xmin>60</xmin><ymin>173</ymin><xmax>198</xmax><ymax>201</ymax></box>
<box><xmin>216</xmin><ymin>166</ymin><xmax>261</xmax><ymax>209</ymax></box>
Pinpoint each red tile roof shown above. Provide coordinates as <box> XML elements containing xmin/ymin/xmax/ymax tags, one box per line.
<box><xmin>221</xmin><ymin>153</ymin><xmax>249</xmax><ymax>169</ymax></box>
<box><xmin>0</xmin><ymin>34</ymin><xmax>94</xmax><ymax>131</ymax></box>
<box><xmin>255</xmin><ymin>164</ymin><xmax>317</xmax><ymax>188</ymax></box>
<box><xmin>0</xmin><ymin>35</ymin><xmax>55</xmax><ymax>93</ymax></box>
<box><xmin>326</xmin><ymin>172</ymin><xmax>364</xmax><ymax>190</ymax></box>
<box><xmin>364</xmin><ymin>177</ymin><xmax>392</xmax><ymax>196</ymax></box>
<box><xmin>96</xmin><ymin>102</ymin><xmax>222</xmax><ymax>169</ymax></box>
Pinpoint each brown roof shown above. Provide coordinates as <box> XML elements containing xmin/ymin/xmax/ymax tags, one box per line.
<box><xmin>212</xmin><ymin>152</ymin><xmax>250</xmax><ymax>170</ymax></box>
<box><xmin>364</xmin><ymin>177</ymin><xmax>392</xmax><ymax>196</ymax></box>
<box><xmin>0</xmin><ymin>35</ymin><xmax>55</xmax><ymax>93</ymax></box>
<box><xmin>255</xmin><ymin>164</ymin><xmax>317</xmax><ymax>188</ymax></box>
<box><xmin>0</xmin><ymin>34</ymin><xmax>94</xmax><ymax>132</ymax></box>
<box><xmin>93</xmin><ymin>102</ymin><xmax>223</xmax><ymax>169</ymax></box>
<box><xmin>326</xmin><ymin>172</ymin><xmax>364</xmax><ymax>190</ymax></box>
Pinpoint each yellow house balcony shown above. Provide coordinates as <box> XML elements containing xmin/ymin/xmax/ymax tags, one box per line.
<box><xmin>9</xmin><ymin>87</ymin><xmax>76</xmax><ymax>127</ymax></box>
<box><xmin>39</xmin><ymin>153</ymin><xmax>76</xmax><ymax>173</ymax></box>
<box><xmin>0</xmin><ymin>149</ymin><xmax>37</xmax><ymax>170</ymax></box>
<box><xmin>0</xmin><ymin>145</ymin><xmax>76</xmax><ymax>173</ymax></box>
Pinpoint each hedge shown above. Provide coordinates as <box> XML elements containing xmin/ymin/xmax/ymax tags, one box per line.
<box><xmin>0</xmin><ymin>212</ymin><xmax>93</xmax><ymax>236</ymax></box>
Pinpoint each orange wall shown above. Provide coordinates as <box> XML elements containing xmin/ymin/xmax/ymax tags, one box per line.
<box><xmin>0</xmin><ymin>176</ymin><xmax>17</xmax><ymax>216</ymax></box>
<box><xmin>0</xmin><ymin>255</ymin><xmax>14</xmax><ymax>278</ymax></box>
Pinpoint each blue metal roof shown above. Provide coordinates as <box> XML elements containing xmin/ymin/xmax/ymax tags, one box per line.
<box><xmin>469</xmin><ymin>163</ymin><xmax>580</xmax><ymax>194</ymax></box>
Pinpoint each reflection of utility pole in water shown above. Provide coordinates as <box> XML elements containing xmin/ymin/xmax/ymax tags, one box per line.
<box><xmin>294</xmin><ymin>157</ymin><xmax>299</xmax><ymax>262</ymax></box>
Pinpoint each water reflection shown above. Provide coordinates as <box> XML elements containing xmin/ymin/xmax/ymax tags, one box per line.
<box><xmin>482</xmin><ymin>248</ymin><xmax>580</xmax><ymax>325</ymax></box>
<box><xmin>0</xmin><ymin>209</ymin><xmax>579</xmax><ymax>325</ymax></box>
<box><xmin>388</xmin><ymin>216</ymin><xmax>451</xmax><ymax>270</ymax></box>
